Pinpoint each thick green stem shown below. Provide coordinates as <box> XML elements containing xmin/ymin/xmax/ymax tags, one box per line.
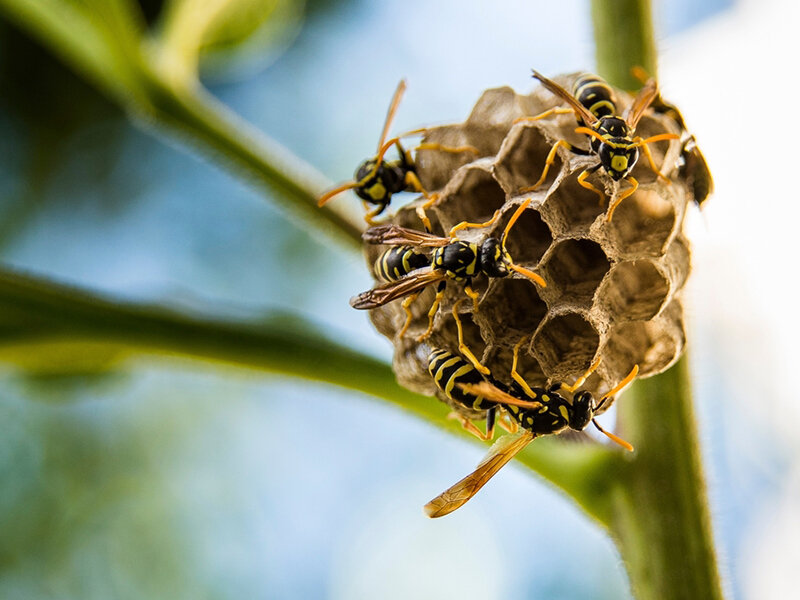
<box><xmin>591</xmin><ymin>0</ymin><xmax>657</xmax><ymax>90</ymax></box>
<box><xmin>591</xmin><ymin>1</ymin><xmax>724</xmax><ymax>597</ymax></box>
<box><xmin>610</xmin><ymin>358</ymin><xmax>723</xmax><ymax>600</ymax></box>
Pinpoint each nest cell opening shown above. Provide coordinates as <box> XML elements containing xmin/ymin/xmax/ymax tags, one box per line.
<box><xmin>598</xmin><ymin>260</ymin><xmax>669</xmax><ymax>322</ymax></box>
<box><xmin>494</xmin><ymin>204</ymin><xmax>552</xmax><ymax>266</ymax></box>
<box><xmin>531</xmin><ymin>312</ymin><xmax>600</xmax><ymax>379</ymax></box>
<box><xmin>605</xmin><ymin>189</ymin><xmax>676</xmax><ymax>258</ymax></box>
<box><xmin>434</xmin><ymin>166</ymin><xmax>506</xmax><ymax>231</ymax></box>
<box><xmin>476</xmin><ymin>278</ymin><xmax>548</xmax><ymax>340</ymax></box>
<box><xmin>604</xmin><ymin>307</ymin><xmax>684</xmax><ymax>381</ymax></box>
<box><xmin>493</xmin><ymin>124</ymin><xmax>564</xmax><ymax>194</ymax></box>
<box><xmin>539</xmin><ymin>169</ymin><xmax>607</xmax><ymax>234</ymax></box>
<box><xmin>541</xmin><ymin>238</ymin><xmax>610</xmax><ymax>305</ymax></box>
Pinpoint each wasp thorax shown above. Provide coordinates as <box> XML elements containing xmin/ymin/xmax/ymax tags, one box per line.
<box><xmin>362</xmin><ymin>73</ymin><xmax>691</xmax><ymax>408</ymax></box>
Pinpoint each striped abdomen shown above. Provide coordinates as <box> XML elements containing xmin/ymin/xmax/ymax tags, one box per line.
<box><xmin>428</xmin><ymin>349</ymin><xmax>495</xmax><ymax>412</ymax></box>
<box><xmin>573</xmin><ymin>74</ymin><xmax>617</xmax><ymax>120</ymax></box>
<box><xmin>374</xmin><ymin>246</ymin><xmax>429</xmax><ymax>282</ymax></box>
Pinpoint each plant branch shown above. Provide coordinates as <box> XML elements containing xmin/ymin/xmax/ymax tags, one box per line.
<box><xmin>0</xmin><ymin>0</ymin><xmax>364</xmax><ymax>250</ymax></box>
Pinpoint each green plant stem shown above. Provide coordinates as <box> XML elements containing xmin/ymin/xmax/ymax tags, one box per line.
<box><xmin>591</xmin><ymin>0</ymin><xmax>657</xmax><ymax>90</ymax></box>
<box><xmin>590</xmin><ymin>0</ymin><xmax>724</xmax><ymax>597</ymax></box>
<box><xmin>609</xmin><ymin>357</ymin><xmax>723</xmax><ymax>600</ymax></box>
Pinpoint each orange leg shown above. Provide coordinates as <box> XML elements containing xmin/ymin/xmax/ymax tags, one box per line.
<box><xmin>417</xmin><ymin>282</ymin><xmax>445</xmax><ymax>342</ymax></box>
<box><xmin>415</xmin><ymin>142</ymin><xmax>479</xmax><ymax>155</ymax></box>
<box><xmin>513</xmin><ymin>107</ymin><xmax>574</xmax><ymax>124</ymax></box>
<box><xmin>520</xmin><ymin>139</ymin><xmax>571</xmax><ymax>193</ymax></box>
<box><xmin>448</xmin><ymin>209</ymin><xmax>502</xmax><ymax>238</ymax></box>
<box><xmin>606</xmin><ymin>177</ymin><xmax>638</xmax><ymax>222</ymax></box>
<box><xmin>453</xmin><ymin>298</ymin><xmax>488</xmax><ymax>374</ymax></box>
<box><xmin>577</xmin><ymin>169</ymin><xmax>606</xmax><ymax>206</ymax></box>
<box><xmin>398</xmin><ymin>293</ymin><xmax>419</xmax><ymax>338</ymax></box>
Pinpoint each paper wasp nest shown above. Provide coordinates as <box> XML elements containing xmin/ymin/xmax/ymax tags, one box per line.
<box><xmin>365</xmin><ymin>75</ymin><xmax>691</xmax><ymax>413</ymax></box>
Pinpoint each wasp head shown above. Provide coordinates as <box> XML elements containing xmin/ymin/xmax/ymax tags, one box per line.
<box><xmin>568</xmin><ymin>390</ymin><xmax>595</xmax><ymax>431</ymax></box>
<box><xmin>479</xmin><ymin>237</ymin><xmax>512</xmax><ymax>278</ymax></box>
<box><xmin>354</xmin><ymin>158</ymin><xmax>405</xmax><ymax>205</ymax></box>
<box><xmin>592</xmin><ymin>117</ymin><xmax>638</xmax><ymax>181</ymax></box>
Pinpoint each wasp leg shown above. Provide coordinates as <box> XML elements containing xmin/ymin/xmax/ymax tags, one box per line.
<box><xmin>404</xmin><ymin>171</ymin><xmax>437</xmax><ymax>232</ymax></box>
<box><xmin>577</xmin><ymin>166</ymin><xmax>606</xmax><ymax>206</ymax></box>
<box><xmin>463</xmin><ymin>284</ymin><xmax>481</xmax><ymax>314</ymax></box>
<box><xmin>398</xmin><ymin>293</ymin><xmax>419</xmax><ymax>338</ymax></box>
<box><xmin>415</xmin><ymin>142</ymin><xmax>480</xmax><ymax>156</ymax></box>
<box><xmin>363</xmin><ymin>201</ymin><xmax>387</xmax><ymax>226</ymax></box>
<box><xmin>417</xmin><ymin>281</ymin><xmax>446</xmax><ymax>342</ymax></box>
<box><xmin>519</xmin><ymin>139</ymin><xmax>572</xmax><ymax>193</ymax></box>
<box><xmin>448</xmin><ymin>411</ymin><xmax>494</xmax><ymax>441</ymax></box>
<box><xmin>635</xmin><ymin>134</ymin><xmax>676</xmax><ymax>184</ymax></box>
<box><xmin>512</xmin><ymin>107</ymin><xmax>574</xmax><ymax>124</ymax></box>
<box><xmin>559</xmin><ymin>358</ymin><xmax>601</xmax><ymax>394</ymax></box>
<box><xmin>498</xmin><ymin>411</ymin><xmax>519</xmax><ymax>434</ymax></box>
<box><xmin>606</xmin><ymin>176</ymin><xmax>639</xmax><ymax>222</ymax></box>
<box><xmin>448</xmin><ymin>208</ymin><xmax>503</xmax><ymax>238</ymax></box>
<box><xmin>453</xmin><ymin>298</ymin><xmax>489</xmax><ymax>374</ymax></box>
<box><xmin>510</xmin><ymin>336</ymin><xmax>538</xmax><ymax>398</ymax></box>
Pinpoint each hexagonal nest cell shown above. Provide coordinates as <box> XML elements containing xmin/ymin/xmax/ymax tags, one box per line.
<box><xmin>357</xmin><ymin>73</ymin><xmax>697</xmax><ymax>415</ymax></box>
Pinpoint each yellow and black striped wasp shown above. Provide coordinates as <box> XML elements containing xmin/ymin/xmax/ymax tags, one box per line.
<box><xmin>350</xmin><ymin>199</ymin><xmax>547</xmax><ymax>352</ymax></box>
<box><xmin>424</xmin><ymin>336</ymin><xmax>637</xmax><ymax>518</ymax></box>
<box><xmin>630</xmin><ymin>66</ymin><xmax>713</xmax><ymax>208</ymax></box>
<box><xmin>318</xmin><ymin>80</ymin><xmax>478</xmax><ymax>229</ymax></box>
<box><xmin>519</xmin><ymin>70</ymin><xmax>679</xmax><ymax>221</ymax></box>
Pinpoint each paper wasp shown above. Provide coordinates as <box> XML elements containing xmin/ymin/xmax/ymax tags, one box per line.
<box><xmin>518</xmin><ymin>70</ymin><xmax>679</xmax><ymax>221</ymax></box>
<box><xmin>350</xmin><ymin>199</ymin><xmax>547</xmax><ymax>346</ymax></box>
<box><xmin>318</xmin><ymin>80</ymin><xmax>478</xmax><ymax>229</ymax></box>
<box><xmin>424</xmin><ymin>336</ymin><xmax>637</xmax><ymax>518</ymax></box>
<box><xmin>630</xmin><ymin>66</ymin><xmax>713</xmax><ymax>207</ymax></box>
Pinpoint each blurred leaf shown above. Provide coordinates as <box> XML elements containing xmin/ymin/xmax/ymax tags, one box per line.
<box><xmin>0</xmin><ymin>0</ymin><xmax>363</xmax><ymax>247</ymax></box>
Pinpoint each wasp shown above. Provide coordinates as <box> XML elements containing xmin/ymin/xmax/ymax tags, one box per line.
<box><xmin>630</xmin><ymin>67</ymin><xmax>713</xmax><ymax>208</ymax></box>
<box><xmin>518</xmin><ymin>70</ymin><xmax>679</xmax><ymax>221</ymax></box>
<box><xmin>424</xmin><ymin>336</ymin><xmax>637</xmax><ymax>518</ymax></box>
<box><xmin>318</xmin><ymin>80</ymin><xmax>479</xmax><ymax>229</ymax></box>
<box><xmin>350</xmin><ymin>199</ymin><xmax>547</xmax><ymax>350</ymax></box>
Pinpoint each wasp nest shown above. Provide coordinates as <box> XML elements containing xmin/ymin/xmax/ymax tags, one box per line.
<box><xmin>364</xmin><ymin>75</ymin><xmax>692</xmax><ymax>414</ymax></box>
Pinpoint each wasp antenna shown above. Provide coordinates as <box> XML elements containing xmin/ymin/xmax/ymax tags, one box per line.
<box><xmin>508</xmin><ymin>263</ymin><xmax>546</xmax><ymax>287</ymax></box>
<box><xmin>501</xmin><ymin>198</ymin><xmax>532</xmax><ymax>247</ymax></box>
<box><xmin>592</xmin><ymin>419</ymin><xmax>634</xmax><ymax>452</ymax></box>
<box><xmin>377</xmin><ymin>79</ymin><xmax>408</xmax><ymax>152</ymax></box>
<box><xmin>599</xmin><ymin>364</ymin><xmax>639</xmax><ymax>402</ymax></box>
<box><xmin>318</xmin><ymin>181</ymin><xmax>358</xmax><ymax>206</ymax></box>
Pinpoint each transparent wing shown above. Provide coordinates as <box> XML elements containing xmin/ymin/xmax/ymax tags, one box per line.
<box><xmin>625</xmin><ymin>77</ymin><xmax>659</xmax><ymax>129</ymax></box>
<box><xmin>363</xmin><ymin>224</ymin><xmax>451</xmax><ymax>247</ymax></box>
<box><xmin>349</xmin><ymin>268</ymin><xmax>444</xmax><ymax>309</ymax></box>
<box><xmin>531</xmin><ymin>69</ymin><xmax>597</xmax><ymax>126</ymax></box>
<box><xmin>424</xmin><ymin>431</ymin><xmax>535</xmax><ymax>518</ymax></box>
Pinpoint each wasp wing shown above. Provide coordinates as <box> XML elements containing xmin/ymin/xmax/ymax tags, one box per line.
<box><xmin>350</xmin><ymin>268</ymin><xmax>444</xmax><ymax>309</ymax></box>
<box><xmin>531</xmin><ymin>69</ymin><xmax>597</xmax><ymax>126</ymax></box>
<box><xmin>625</xmin><ymin>77</ymin><xmax>659</xmax><ymax>129</ymax></box>
<box><xmin>424</xmin><ymin>431</ymin><xmax>535</xmax><ymax>518</ymax></box>
<box><xmin>363</xmin><ymin>224</ymin><xmax>451</xmax><ymax>247</ymax></box>
<box><xmin>458</xmin><ymin>381</ymin><xmax>543</xmax><ymax>410</ymax></box>
<box><xmin>377</xmin><ymin>80</ymin><xmax>407</xmax><ymax>152</ymax></box>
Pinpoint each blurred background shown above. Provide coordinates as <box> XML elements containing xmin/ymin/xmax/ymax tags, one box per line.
<box><xmin>0</xmin><ymin>0</ymin><xmax>797</xmax><ymax>598</ymax></box>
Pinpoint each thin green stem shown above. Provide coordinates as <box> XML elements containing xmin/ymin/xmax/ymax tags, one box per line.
<box><xmin>0</xmin><ymin>266</ymin><xmax>623</xmax><ymax>512</ymax></box>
